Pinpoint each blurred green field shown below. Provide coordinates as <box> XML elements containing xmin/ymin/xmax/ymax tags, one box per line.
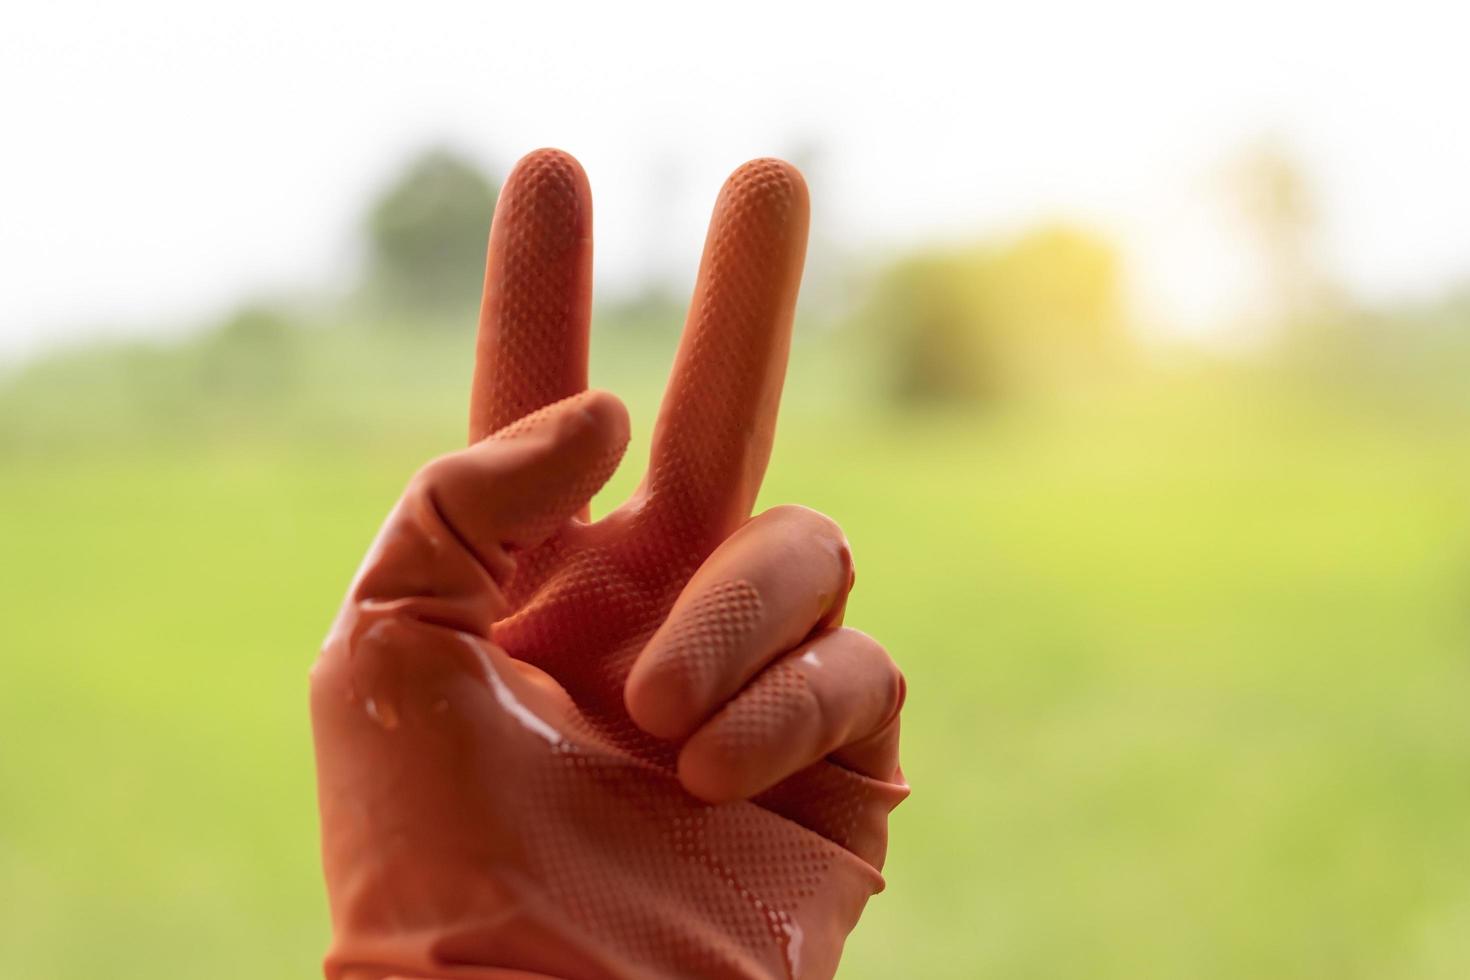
<box><xmin>3</xmin><ymin>332</ymin><xmax>1469</xmax><ymax>978</ymax></box>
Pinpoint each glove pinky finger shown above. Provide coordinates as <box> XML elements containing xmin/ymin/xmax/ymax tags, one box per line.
<box><xmin>676</xmin><ymin>627</ymin><xmax>904</xmax><ymax>804</ymax></box>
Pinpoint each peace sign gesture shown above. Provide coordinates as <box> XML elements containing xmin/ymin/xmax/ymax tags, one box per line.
<box><xmin>310</xmin><ymin>150</ymin><xmax>908</xmax><ymax>980</ymax></box>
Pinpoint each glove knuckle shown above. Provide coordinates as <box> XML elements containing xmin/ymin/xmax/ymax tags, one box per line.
<box><xmin>766</xmin><ymin>502</ymin><xmax>842</xmax><ymax>539</ymax></box>
<box><xmin>409</xmin><ymin>451</ymin><xmax>464</xmax><ymax>498</ymax></box>
<box><xmin>840</xmin><ymin>627</ymin><xmax>906</xmax><ymax>718</ymax></box>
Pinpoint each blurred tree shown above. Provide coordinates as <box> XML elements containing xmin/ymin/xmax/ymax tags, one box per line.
<box><xmin>857</xmin><ymin>225</ymin><xmax>1127</xmax><ymax>406</ymax></box>
<box><xmin>864</xmin><ymin>252</ymin><xmax>991</xmax><ymax>404</ymax></box>
<box><xmin>198</xmin><ymin>303</ymin><xmax>299</xmax><ymax>402</ymax></box>
<box><xmin>1228</xmin><ymin>137</ymin><xmax>1459</xmax><ymax>402</ymax></box>
<box><xmin>1228</xmin><ymin>136</ymin><xmax>1332</xmax><ymax>326</ymax></box>
<box><xmin>364</xmin><ymin>147</ymin><xmax>499</xmax><ymax>318</ymax></box>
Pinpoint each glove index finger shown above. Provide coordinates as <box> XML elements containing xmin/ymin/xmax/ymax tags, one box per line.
<box><xmin>470</xmin><ymin>148</ymin><xmax>594</xmax><ymax>443</ymax></box>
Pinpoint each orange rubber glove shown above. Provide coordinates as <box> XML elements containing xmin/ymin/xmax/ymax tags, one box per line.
<box><xmin>310</xmin><ymin>149</ymin><xmax>908</xmax><ymax>980</ymax></box>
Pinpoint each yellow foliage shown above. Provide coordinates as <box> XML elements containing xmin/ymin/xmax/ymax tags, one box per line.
<box><xmin>860</xmin><ymin>225</ymin><xmax>1126</xmax><ymax>404</ymax></box>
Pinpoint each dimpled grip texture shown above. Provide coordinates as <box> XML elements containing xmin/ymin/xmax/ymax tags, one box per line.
<box><xmin>471</xmin><ymin>150</ymin><xmax>592</xmax><ymax>442</ymax></box>
<box><xmin>311</xmin><ymin>152</ymin><xmax>907</xmax><ymax>980</ymax></box>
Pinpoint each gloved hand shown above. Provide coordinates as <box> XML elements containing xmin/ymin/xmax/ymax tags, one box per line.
<box><xmin>310</xmin><ymin>149</ymin><xmax>908</xmax><ymax>980</ymax></box>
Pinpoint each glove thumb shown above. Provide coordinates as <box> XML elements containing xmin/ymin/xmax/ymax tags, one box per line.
<box><xmin>348</xmin><ymin>390</ymin><xmax>629</xmax><ymax>633</ymax></box>
<box><xmin>432</xmin><ymin>389</ymin><xmax>630</xmax><ymax>553</ymax></box>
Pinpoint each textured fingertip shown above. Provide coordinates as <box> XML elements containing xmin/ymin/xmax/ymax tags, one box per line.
<box><xmin>722</xmin><ymin>157</ymin><xmax>809</xmax><ymax>213</ymax></box>
<box><xmin>500</xmin><ymin>150</ymin><xmax>591</xmax><ymax>247</ymax></box>
<box><xmin>623</xmin><ymin>664</ymin><xmax>686</xmax><ymax>742</ymax></box>
<box><xmin>677</xmin><ymin>659</ymin><xmax>817</xmax><ymax>805</ymax></box>
<box><xmin>488</xmin><ymin>388</ymin><xmax>627</xmax><ymax>451</ymax></box>
<box><xmin>502</xmin><ymin>148</ymin><xmax>589</xmax><ymax>216</ymax></box>
<box><xmin>624</xmin><ymin>649</ymin><xmax>711</xmax><ymax>742</ymax></box>
<box><xmin>480</xmin><ymin>390</ymin><xmax>630</xmax><ymax>548</ymax></box>
<box><xmin>676</xmin><ymin>745</ymin><xmax>746</xmax><ymax>805</ymax></box>
<box><xmin>512</xmin><ymin>146</ymin><xmax>588</xmax><ymax>183</ymax></box>
<box><xmin>625</xmin><ymin>578</ymin><xmax>765</xmax><ymax>741</ymax></box>
<box><xmin>561</xmin><ymin>388</ymin><xmax>630</xmax><ymax>455</ymax></box>
<box><xmin>708</xmin><ymin>158</ymin><xmax>809</xmax><ymax>248</ymax></box>
<box><xmin>534</xmin><ymin>390</ymin><xmax>631</xmax><ymax>504</ymax></box>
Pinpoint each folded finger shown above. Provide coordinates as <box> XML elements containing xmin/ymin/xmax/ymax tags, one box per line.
<box><xmin>624</xmin><ymin>504</ymin><xmax>853</xmax><ymax>740</ymax></box>
<box><xmin>676</xmin><ymin>627</ymin><xmax>905</xmax><ymax>804</ymax></box>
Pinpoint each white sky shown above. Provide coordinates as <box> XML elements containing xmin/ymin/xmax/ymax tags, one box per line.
<box><xmin>2</xmin><ymin>1</ymin><xmax>1467</xmax><ymax>361</ymax></box>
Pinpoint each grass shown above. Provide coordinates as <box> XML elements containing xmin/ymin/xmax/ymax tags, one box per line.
<box><xmin>2</xmin><ymin>335</ymin><xmax>1468</xmax><ymax>977</ymax></box>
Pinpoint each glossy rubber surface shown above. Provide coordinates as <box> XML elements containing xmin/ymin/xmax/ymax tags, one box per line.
<box><xmin>311</xmin><ymin>150</ymin><xmax>908</xmax><ymax>980</ymax></box>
